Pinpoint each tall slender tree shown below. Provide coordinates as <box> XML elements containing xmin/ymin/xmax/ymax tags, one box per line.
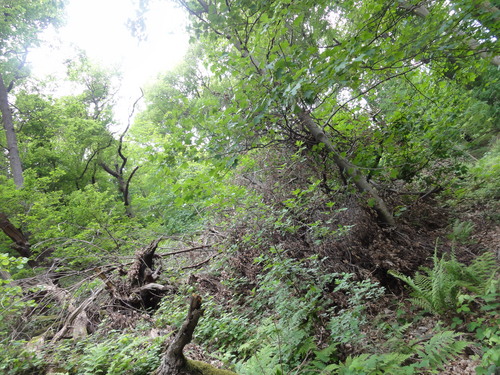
<box><xmin>0</xmin><ymin>0</ymin><xmax>66</xmax><ymax>188</ymax></box>
<box><xmin>0</xmin><ymin>73</ymin><xmax>23</xmax><ymax>187</ymax></box>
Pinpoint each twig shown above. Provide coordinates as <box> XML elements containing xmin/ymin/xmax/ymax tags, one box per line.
<box><xmin>182</xmin><ymin>254</ymin><xmax>218</xmax><ymax>270</ymax></box>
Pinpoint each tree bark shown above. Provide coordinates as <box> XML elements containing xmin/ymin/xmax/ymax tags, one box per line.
<box><xmin>0</xmin><ymin>211</ymin><xmax>32</xmax><ymax>258</ymax></box>
<box><xmin>154</xmin><ymin>294</ymin><xmax>204</xmax><ymax>375</ymax></box>
<box><xmin>0</xmin><ymin>73</ymin><xmax>24</xmax><ymax>188</ymax></box>
<box><xmin>127</xmin><ymin>237</ymin><xmax>162</xmax><ymax>287</ymax></box>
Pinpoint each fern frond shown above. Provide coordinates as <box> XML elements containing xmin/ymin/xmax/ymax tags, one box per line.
<box><xmin>465</xmin><ymin>252</ymin><xmax>498</xmax><ymax>293</ymax></box>
<box><xmin>327</xmin><ymin>352</ymin><xmax>412</xmax><ymax>374</ymax></box>
<box><xmin>431</xmin><ymin>254</ymin><xmax>456</xmax><ymax>312</ymax></box>
<box><xmin>390</xmin><ymin>250</ymin><xmax>498</xmax><ymax>316</ymax></box>
<box><xmin>393</xmin><ymin>322</ymin><xmax>412</xmax><ymax>337</ymax></box>
<box><xmin>376</xmin><ymin>352</ymin><xmax>413</xmax><ymax>370</ymax></box>
<box><xmin>414</xmin><ymin>331</ymin><xmax>469</xmax><ymax>370</ymax></box>
<box><xmin>412</xmin><ymin>273</ymin><xmax>432</xmax><ymax>296</ymax></box>
<box><xmin>389</xmin><ymin>270</ymin><xmax>417</xmax><ymax>290</ymax></box>
<box><xmin>408</xmin><ymin>297</ymin><xmax>434</xmax><ymax>313</ymax></box>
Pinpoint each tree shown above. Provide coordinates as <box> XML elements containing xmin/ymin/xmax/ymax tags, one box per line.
<box><xmin>0</xmin><ymin>74</ymin><xmax>23</xmax><ymax>187</ymax></box>
<box><xmin>99</xmin><ymin>95</ymin><xmax>142</xmax><ymax>218</ymax></box>
<box><xmin>65</xmin><ymin>53</ymin><xmax>142</xmax><ymax>216</ymax></box>
<box><xmin>13</xmin><ymin>89</ymin><xmax>112</xmax><ymax>192</ymax></box>
<box><xmin>153</xmin><ymin>0</ymin><xmax>498</xmax><ymax>228</ymax></box>
<box><xmin>401</xmin><ymin>0</ymin><xmax>499</xmax><ymax>66</ymax></box>
<box><xmin>0</xmin><ymin>0</ymin><xmax>66</xmax><ymax>188</ymax></box>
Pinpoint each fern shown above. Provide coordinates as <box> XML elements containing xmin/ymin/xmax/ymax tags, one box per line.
<box><xmin>78</xmin><ymin>334</ymin><xmax>164</xmax><ymax>375</ymax></box>
<box><xmin>384</xmin><ymin>322</ymin><xmax>414</xmax><ymax>353</ymax></box>
<box><xmin>324</xmin><ymin>352</ymin><xmax>413</xmax><ymax>374</ymax></box>
<box><xmin>237</xmin><ymin>343</ymin><xmax>281</xmax><ymax>375</ymax></box>
<box><xmin>458</xmin><ymin>252</ymin><xmax>498</xmax><ymax>294</ymax></box>
<box><xmin>322</xmin><ymin>331</ymin><xmax>468</xmax><ymax>374</ymax></box>
<box><xmin>412</xmin><ymin>331</ymin><xmax>469</xmax><ymax>371</ymax></box>
<box><xmin>389</xmin><ymin>250</ymin><xmax>498</xmax><ymax>316</ymax></box>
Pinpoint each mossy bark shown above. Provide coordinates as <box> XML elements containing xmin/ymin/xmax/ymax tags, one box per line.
<box><xmin>186</xmin><ymin>360</ymin><xmax>238</xmax><ymax>375</ymax></box>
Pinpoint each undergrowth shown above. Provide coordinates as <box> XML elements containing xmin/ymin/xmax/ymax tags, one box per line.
<box><xmin>390</xmin><ymin>250</ymin><xmax>499</xmax><ymax>374</ymax></box>
<box><xmin>2</xmin><ymin>243</ymin><xmax>498</xmax><ymax>374</ymax></box>
<box><xmin>389</xmin><ymin>249</ymin><xmax>497</xmax><ymax>316</ymax></box>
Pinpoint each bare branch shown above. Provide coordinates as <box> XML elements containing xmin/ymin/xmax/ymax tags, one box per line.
<box><xmin>182</xmin><ymin>254</ymin><xmax>217</xmax><ymax>270</ymax></box>
<box><xmin>157</xmin><ymin>244</ymin><xmax>214</xmax><ymax>257</ymax></box>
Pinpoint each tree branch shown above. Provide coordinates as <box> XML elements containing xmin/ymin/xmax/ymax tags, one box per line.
<box><xmin>157</xmin><ymin>244</ymin><xmax>214</xmax><ymax>257</ymax></box>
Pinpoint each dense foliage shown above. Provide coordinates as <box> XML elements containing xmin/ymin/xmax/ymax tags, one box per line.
<box><xmin>0</xmin><ymin>0</ymin><xmax>498</xmax><ymax>374</ymax></box>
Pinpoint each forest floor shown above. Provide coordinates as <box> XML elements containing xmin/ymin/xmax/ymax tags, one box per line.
<box><xmin>3</xmin><ymin>185</ymin><xmax>498</xmax><ymax>375</ymax></box>
<box><xmin>179</xmin><ymin>195</ymin><xmax>499</xmax><ymax>374</ymax></box>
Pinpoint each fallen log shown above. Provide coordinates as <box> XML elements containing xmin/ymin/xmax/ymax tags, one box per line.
<box><xmin>50</xmin><ymin>285</ymin><xmax>104</xmax><ymax>342</ymax></box>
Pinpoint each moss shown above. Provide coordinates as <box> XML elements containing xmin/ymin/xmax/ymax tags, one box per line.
<box><xmin>186</xmin><ymin>359</ymin><xmax>238</xmax><ymax>375</ymax></box>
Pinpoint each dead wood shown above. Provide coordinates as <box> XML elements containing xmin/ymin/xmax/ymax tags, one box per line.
<box><xmin>122</xmin><ymin>237</ymin><xmax>171</xmax><ymax>310</ymax></box>
<box><xmin>94</xmin><ymin>238</ymin><xmax>174</xmax><ymax>313</ymax></box>
<box><xmin>97</xmin><ymin>267</ymin><xmax>126</xmax><ymax>300</ymax></box>
<box><xmin>8</xmin><ymin>237</ymin><xmax>213</xmax><ymax>344</ymax></box>
<box><xmin>182</xmin><ymin>255</ymin><xmax>218</xmax><ymax>270</ymax></box>
<box><xmin>133</xmin><ymin>282</ymin><xmax>174</xmax><ymax>293</ymax></box>
<box><xmin>157</xmin><ymin>244</ymin><xmax>214</xmax><ymax>257</ymax></box>
<box><xmin>127</xmin><ymin>237</ymin><xmax>162</xmax><ymax>287</ymax></box>
<box><xmin>50</xmin><ymin>285</ymin><xmax>104</xmax><ymax>342</ymax></box>
<box><xmin>0</xmin><ymin>211</ymin><xmax>32</xmax><ymax>260</ymax></box>
<box><xmin>34</xmin><ymin>279</ymin><xmax>105</xmax><ymax>342</ymax></box>
<box><xmin>154</xmin><ymin>294</ymin><xmax>204</xmax><ymax>375</ymax></box>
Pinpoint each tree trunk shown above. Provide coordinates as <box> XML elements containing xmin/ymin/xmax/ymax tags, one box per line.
<box><xmin>100</xmin><ymin>162</ymin><xmax>138</xmax><ymax>218</ymax></box>
<box><xmin>154</xmin><ymin>295</ymin><xmax>204</xmax><ymax>375</ymax></box>
<box><xmin>298</xmin><ymin>111</ymin><xmax>395</xmax><ymax>227</ymax></box>
<box><xmin>0</xmin><ymin>73</ymin><xmax>24</xmax><ymax>188</ymax></box>
<box><xmin>153</xmin><ymin>294</ymin><xmax>238</xmax><ymax>374</ymax></box>
<box><xmin>0</xmin><ymin>211</ymin><xmax>32</xmax><ymax>258</ymax></box>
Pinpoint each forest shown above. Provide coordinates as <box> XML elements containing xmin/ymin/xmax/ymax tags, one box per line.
<box><xmin>0</xmin><ymin>0</ymin><xmax>499</xmax><ymax>374</ymax></box>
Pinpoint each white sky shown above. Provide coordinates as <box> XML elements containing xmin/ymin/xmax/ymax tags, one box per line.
<box><xmin>28</xmin><ymin>0</ymin><xmax>189</xmax><ymax>130</ymax></box>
